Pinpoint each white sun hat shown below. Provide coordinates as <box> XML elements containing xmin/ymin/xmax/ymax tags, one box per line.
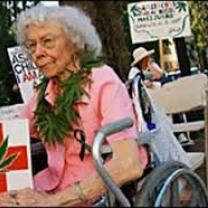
<box><xmin>131</xmin><ymin>47</ymin><xmax>155</xmax><ymax>67</ymax></box>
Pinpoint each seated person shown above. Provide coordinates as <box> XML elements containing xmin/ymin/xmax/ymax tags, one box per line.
<box><xmin>128</xmin><ymin>47</ymin><xmax>165</xmax><ymax>88</ymax></box>
<box><xmin>0</xmin><ymin>4</ymin><xmax>148</xmax><ymax>206</ymax></box>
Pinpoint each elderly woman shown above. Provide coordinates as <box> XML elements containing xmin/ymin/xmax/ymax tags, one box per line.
<box><xmin>0</xmin><ymin>4</ymin><xmax>147</xmax><ymax>206</ymax></box>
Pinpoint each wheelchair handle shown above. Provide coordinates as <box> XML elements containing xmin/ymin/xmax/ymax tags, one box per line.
<box><xmin>92</xmin><ymin>117</ymin><xmax>133</xmax><ymax>207</ymax></box>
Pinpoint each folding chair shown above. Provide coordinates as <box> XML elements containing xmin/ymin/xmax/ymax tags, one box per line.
<box><xmin>147</xmin><ymin>73</ymin><xmax>208</xmax><ymax>172</ymax></box>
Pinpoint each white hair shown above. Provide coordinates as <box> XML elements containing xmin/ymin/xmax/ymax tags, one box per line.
<box><xmin>15</xmin><ymin>3</ymin><xmax>102</xmax><ymax>56</ymax></box>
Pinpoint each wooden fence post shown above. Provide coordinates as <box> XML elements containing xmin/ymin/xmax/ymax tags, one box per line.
<box><xmin>159</xmin><ymin>39</ymin><xmax>164</xmax><ymax>70</ymax></box>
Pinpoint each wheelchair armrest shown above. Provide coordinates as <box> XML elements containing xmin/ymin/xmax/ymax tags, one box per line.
<box><xmin>92</xmin><ymin>117</ymin><xmax>133</xmax><ymax>207</ymax></box>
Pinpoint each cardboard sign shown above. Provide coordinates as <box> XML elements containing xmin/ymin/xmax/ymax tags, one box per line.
<box><xmin>127</xmin><ymin>1</ymin><xmax>192</xmax><ymax>43</ymax></box>
<box><xmin>0</xmin><ymin>119</ymin><xmax>33</xmax><ymax>192</ymax></box>
<box><xmin>7</xmin><ymin>46</ymin><xmax>43</xmax><ymax>104</ymax></box>
<box><xmin>0</xmin><ymin>104</ymin><xmax>25</xmax><ymax>120</ymax></box>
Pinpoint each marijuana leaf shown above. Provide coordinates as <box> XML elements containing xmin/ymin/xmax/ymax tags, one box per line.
<box><xmin>130</xmin><ymin>4</ymin><xmax>141</xmax><ymax>16</ymax></box>
<box><xmin>0</xmin><ymin>136</ymin><xmax>19</xmax><ymax>172</ymax></box>
<box><xmin>35</xmin><ymin>50</ymin><xmax>104</xmax><ymax>145</ymax></box>
<box><xmin>175</xmin><ymin>1</ymin><xmax>187</xmax><ymax>12</ymax></box>
<box><xmin>0</xmin><ymin>136</ymin><xmax>9</xmax><ymax>161</ymax></box>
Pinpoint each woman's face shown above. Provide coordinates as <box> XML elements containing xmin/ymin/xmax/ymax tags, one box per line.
<box><xmin>140</xmin><ymin>56</ymin><xmax>150</xmax><ymax>70</ymax></box>
<box><xmin>24</xmin><ymin>21</ymin><xmax>76</xmax><ymax>79</ymax></box>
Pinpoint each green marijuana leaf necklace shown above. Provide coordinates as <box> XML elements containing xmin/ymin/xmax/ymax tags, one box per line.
<box><xmin>34</xmin><ymin>51</ymin><xmax>103</xmax><ymax>145</ymax></box>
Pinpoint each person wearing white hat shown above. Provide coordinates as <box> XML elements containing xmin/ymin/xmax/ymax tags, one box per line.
<box><xmin>128</xmin><ymin>47</ymin><xmax>164</xmax><ymax>88</ymax></box>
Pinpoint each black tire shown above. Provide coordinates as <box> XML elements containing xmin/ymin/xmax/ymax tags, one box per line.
<box><xmin>134</xmin><ymin>161</ymin><xmax>208</xmax><ymax>207</ymax></box>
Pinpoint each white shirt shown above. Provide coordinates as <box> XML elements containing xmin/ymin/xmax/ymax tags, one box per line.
<box><xmin>128</xmin><ymin>67</ymin><xmax>140</xmax><ymax>80</ymax></box>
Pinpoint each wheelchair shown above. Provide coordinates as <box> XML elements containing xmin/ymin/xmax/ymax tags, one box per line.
<box><xmin>91</xmin><ymin>117</ymin><xmax>208</xmax><ymax>207</ymax></box>
<box><xmin>31</xmin><ymin>75</ymin><xmax>208</xmax><ymax>207</ymax></box>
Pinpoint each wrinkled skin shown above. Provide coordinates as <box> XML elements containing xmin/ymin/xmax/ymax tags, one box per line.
<box><xmin>0</xmin><ymin>188</ymin><xmax>57</xmax><ymax>206</ymax></box>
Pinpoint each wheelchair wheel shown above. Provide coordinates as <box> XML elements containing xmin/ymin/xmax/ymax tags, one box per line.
<box><xmin>134</xmin><ymin>161</ymin><xmax>208</xmax><ymax>207</ymax></box>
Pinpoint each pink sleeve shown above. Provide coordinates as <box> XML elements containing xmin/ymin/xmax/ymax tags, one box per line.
<box><xmin>99</xmin><ymin>79</ymin><xmax>138</xmax><ymax>144</ymax></box>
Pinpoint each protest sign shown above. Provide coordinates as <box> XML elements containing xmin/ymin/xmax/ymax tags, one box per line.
<box><xmin>7</xmin><ymin>46</ymin><xmax>43</xmax><ymax>104</ymax></box>
<box><xmin>127</xmin><ymin>1</ymin><xmax>192</xmax><ymax>43</ymax></box>
<box><xmin>0</xmin><ymin>104</ymin><xmax>25</xmax><ymax>120</ymax></box>
<box><xmin>0</xmin><ymin>119</ymin><xmax>33</xmax><ymax>192</ymax></box>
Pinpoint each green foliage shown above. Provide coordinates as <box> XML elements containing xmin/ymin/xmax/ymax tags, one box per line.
<box><xmin>0</xmin><ymin>136</ymin><xmax>19</xmax><ymax>172</ymax></box>
<box><xmin>0</xmin><ymin>1</ymin><xmax>41</xmax><ymax>106</ymax></box>
<box><xmin>0</xmin><ymin>3</ymin><xmax>19</xmax><ymax>106</ymax></box>
<box><xmin>189</xmin><ymin>1</ymin><xmax>208</xmax><ymax>49</ymax></box>
<box><xmin>35</xmin><ymin>51</ymin><xmax>104</xmax><ymax>145</ymax></box>
<box><xmin>121</xmin><ymin>1</ymin><xmax>134</xmax><ymax>57</ymax></box>
<box><xmin>80</xmin><ymin>50</ymin><xmax>104</xmax><ymax>70</ymax></box>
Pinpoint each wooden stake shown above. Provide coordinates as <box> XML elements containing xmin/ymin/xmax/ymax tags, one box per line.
<box><xmin>159</xmin><ymin>39</ymin><xmax>164</xmax><ymax>70</ymax></box>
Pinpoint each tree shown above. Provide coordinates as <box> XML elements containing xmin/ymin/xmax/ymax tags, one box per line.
<box><xmin>60</xmin><ymin>1</ymin><xmax>131</xmax><ymax>81</ymax></box>
<box><xmin>188</xmin><ymin>1</ymin><xmax>208</xmax><ymax>70</ymax></box>
<box><xmin>0</xmin><ymin>2</ymin><xmax>20</xmax><ymax>106</ymax></box>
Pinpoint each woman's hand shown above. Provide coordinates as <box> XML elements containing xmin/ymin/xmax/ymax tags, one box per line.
<box><xmin>0</xmin><ymin>191</ymin><xmax>17</xmax><ymax>206</ymax></box>
<box><xmin>144</xmin><ymin>80</ymin><xmax>154</xmax><ymax>88</ymax></box>
<box><xmin>0</xmin><ymin>188</ymin><xmax>57</xmax><ymax>207</ymax></box>
<box><xmin>51</xmin><ymin>139</ymin><xmax>143</xmax><ymax>206</ymax></box>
